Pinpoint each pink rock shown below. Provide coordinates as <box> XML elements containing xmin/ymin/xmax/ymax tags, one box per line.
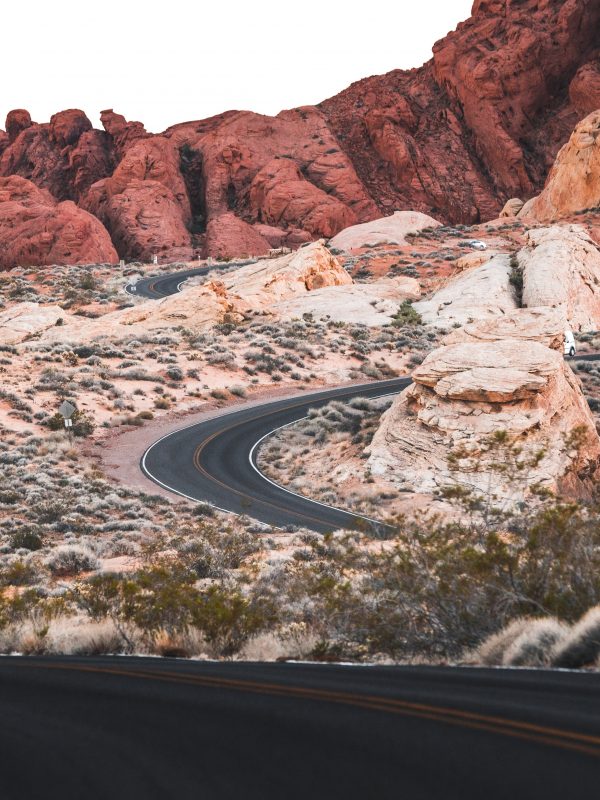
<box><xmin>0</xmin><ymin>175</ymin><xmax>117</xmax><ymax>268</ymax></box>
<box><xmin>5</xmin><ymin>109</ymin><xmax>32</xmax><ymax>143</ymax></box>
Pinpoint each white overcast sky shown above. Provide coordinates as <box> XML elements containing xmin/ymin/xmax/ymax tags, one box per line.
<box><xmin>2</xmin><ymin>0</ymin><xmax>473</xmax><ymax>133</ymax></box>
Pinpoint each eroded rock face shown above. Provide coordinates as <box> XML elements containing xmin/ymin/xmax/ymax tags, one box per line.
<box><xmin>368</xmin><ymin>310</ymin><xmax>600</xmax><ymax>501</ymax></box>
<box><xmin>520</xmin><ymin>111</ymin><xmax>600</xmax><ymax>222</ymax></box>
<box><xmin>414</xmin><ymin>254</ymin><xmax>516</xmax><ymax>328</ymax></box>
<box><xmin>38</xmin><ymin>241</ymin><xmax>349</xmax><ymax>341</ymax></box>
<box><xmin>204</xmin><ymin>213</ymin><xmax>271</xmax><ymax>260</ymax></box>
<box><xmin>1</xmin><ymin>109</ymin><xmax>113</xmax><ymax>203</ymax></box>
<box><xmin>88</xmin><ymin>178</ymin><xmax>192</xmax><ymax>263</ymax></box>
<box><xmin>0</xmin><ymin>175</ymin><xmax>118</xmax><ymax>268</ymax></box>
<box><xmin>329</xmin><ymin>211</ymin><xmax>441</xmax><ymax>252</ymax></box>
<box><xmin>0</xmin><ymin>2</ymin><xmax>597</xmax><ymax>265</ymax></box>
<box><xmin>0</xmin><ymin>302</ymin><xmax>74</xmax><ymax>345</ymax></box>
<box><xmin>520</xmin><ymin>225</ymin><xmax>600</xmax><ymax>331</ymax></box>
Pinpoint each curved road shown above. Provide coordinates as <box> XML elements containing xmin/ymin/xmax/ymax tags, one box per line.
<box><xmin>136</xmin><ymin>263</ymin><xmax>599</xmax><ymax>531</ymax></box>
<box><xmin>0</xmin><ymin>657</ymin><xmax>599</xmax><ymax>799</ymax></box>
<box><xmin>142</xmin><ymin>378</ymin><xmax>410</xmax><ymax>533</ymax></box>
<box><xmin>125</xmin><ymin>259</ymin><xmax>256</xmax><ymax>299</ymax></box>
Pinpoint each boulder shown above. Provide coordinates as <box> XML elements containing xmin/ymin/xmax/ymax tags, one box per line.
<box><xmin>0</xmin><ymin>175</ymin><xmax>117</xmax><ymax>268</ymax></box>
<box><xmin>500</xmin><ymin>198</ymin><xmax>524</xmax><ymax>218</ymax></box>
<box><xmin>49</xmin><ymin>110</ymin><xmax>92</xmax><ymax>146</ymax></box>
<box><xmin>368</xmin><ymin>310</ymin><xmax>600</xmax><ymax>501</ymax></box>
<box><xmin>569</xmin><ymin>61</ymin><xmax>600</xmax><ymax>117</ymax></box>
<box><xmin>5</xmin><ymin>109</ymin><xmax>32</xmax><ymax>143</ymax></box>
<box><xmin>329</xmin><ymin>210</ymin><xmax>441</xmax><ymax>252</ymax></box>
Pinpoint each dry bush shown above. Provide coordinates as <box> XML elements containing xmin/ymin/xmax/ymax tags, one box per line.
<box><xmin>502</xmin><ymin>618</ymin><xmax>568</xmax><ymax>667</ymax></box>
<box><xmin>475</xmin><ymin>618</ymin><xmax>533</xmax><ymax>666</ymax></box>
<box><xmin>551</xmin><ymin>606</ymin><xmax>600</xmax><ymax>668</ymax></box>
<box><xmin>45</xmin><ymin>545</ymin><xmax>100</xmax><ymax>577</ymax></box>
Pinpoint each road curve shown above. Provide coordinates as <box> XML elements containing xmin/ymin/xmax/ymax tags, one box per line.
<box><xmin>124</xmin><ymin>259</ymin><xmax>256</xmax><ymax>299</ymax></box>
<box><xmin>0</xmin><ymin>657</ymin><xmax>598</xmax><ymax>799</ymax></box>
<box><xmin>142</xmin><ymin>378</ymin><xmax>410</xmax><ymax>533</ymax></box>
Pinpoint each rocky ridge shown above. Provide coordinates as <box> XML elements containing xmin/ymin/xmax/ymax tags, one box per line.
<box><xmin>0</xmin><ymin>0</ymin><xmax>598</xmax><ymax>265</ymax></box>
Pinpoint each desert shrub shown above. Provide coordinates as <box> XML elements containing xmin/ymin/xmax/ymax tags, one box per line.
<box><xmin>391</xmin><ymin>300</ymin><xmax>422</xmax><ymax>327</ymax></box>
<box><xmin>46</xmin><ymin>545</ymin><xmax>100</xmax><ymax>577</ymax></box>
<box><xmin>475</xmin><ymin>618</ymin><xmax>532</xmax><ymax>666</ymax></box>
<box><xmin>502</xmin><ymin>618</ymin><xmax>568</xmax><ymax>667</ymax></box>
<box><xmin>551</xmin><ymin>606</ymin><xmax>600</xmax><ymax>668</ymax></box>
<box><xmin>10</xmin><ymin>527</ymin><xmax>44</xmax><ymax>551</ymax></box>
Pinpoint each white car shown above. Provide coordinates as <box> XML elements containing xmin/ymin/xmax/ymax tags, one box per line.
<box><xmin>564</xmin><ymin>330</ymin><xmax>576</xmax><ymax>358</ymax></box>
<box><xmin>467</xmin><ymin>240</ymin><xmax>487</xmax><ymax>251</ymax></box>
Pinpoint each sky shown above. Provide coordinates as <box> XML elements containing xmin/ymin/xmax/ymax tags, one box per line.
<box><xmin>1</xmin><ymin>0</ymin><xmax>473</xmax><ymax>133</ymax></box>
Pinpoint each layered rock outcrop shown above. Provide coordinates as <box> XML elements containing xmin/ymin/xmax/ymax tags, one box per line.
<box><xmin>0</xmin><ymin>1</ymin><xmax>597</xmax><ymax>265</ymax></box>
<box><xmin>37</xmin><ymin>241</ymin><xmax>350</xmax><ymax>341</ymax></box>
<box><xmin>368</xmin><ymin>309</ymin><xmax>600</xmax><ymax>501</ymax></box>
<box><xmin>520</xmin><ymin>111</ymin><xmax>600</xmax><ymax>222</ymax></box>
<box><xmin>519</xmin><ymin>225</ymin><xmax>600</xmax><ymax>331</ymax></box>
<box><xmin>0</xmin><ymin>176</ymin><xmax>118</xmax><ymax>268</ymax></box>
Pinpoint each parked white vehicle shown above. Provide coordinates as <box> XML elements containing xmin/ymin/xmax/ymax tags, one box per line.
<box><xmin>467</xmin><ymin>240</ymin><xmax>487</xmax><ymax>251</ymax></box>
<box><xmin>564</xmin><ymin>330</ymin><xmax>576</xmax><ymax>358</ymax></box>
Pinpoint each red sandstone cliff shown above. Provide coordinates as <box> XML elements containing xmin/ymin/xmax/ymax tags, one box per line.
<box><xmin>0</xmin><ymin>0</ymin><xmax>598</xmax><ymax>266</ymax></box>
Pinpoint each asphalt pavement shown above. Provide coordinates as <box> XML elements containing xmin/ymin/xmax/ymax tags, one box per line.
<box><xmin>124</xmin><ymin>259</ymin><xmax>256</xmax><ymax>299</ymax></box>
<box><xmin>0</xmin><ymin>657</ymin><xmax>598</xmax><ymax>800</ymax></box>
<box><xmin>142</xmin><ymin>378</ymin><xmax>410</xmax><ymax>532</ymax></box>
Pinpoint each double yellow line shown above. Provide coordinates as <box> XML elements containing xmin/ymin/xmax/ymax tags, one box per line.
<box><xmin>191</xmin><ymin>382</ymin><xmax>405</xmax><ymax>529</ymax></box>
<box><xmin>21</xmin><ymin>661</ymin><xmax>600</xmax><ymax>759</ymax></box>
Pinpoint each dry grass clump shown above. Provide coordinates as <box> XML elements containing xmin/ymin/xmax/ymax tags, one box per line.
<box><xmin>474</xmin><ymin>606</ymin><xmax>600</xmax><ymax>669</ymax></box>
<box><xmin>551</xmin><ymin>607</ymin><xmax>600</xmax><ymax>669</ymax></box>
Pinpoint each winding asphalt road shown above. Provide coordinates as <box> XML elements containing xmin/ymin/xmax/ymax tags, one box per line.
<box><xmin>142</xmin><ymin>378</ymin><xmax>409</xmax><ymax>532</ymax></box>
<box><xmin>1</xmin><ymin>657</ymin><xmax>599</xmax><ymax>799</ymax></box>
<box><xmin>125</xmin><ymin>259</ymin><xmax>256</xmax><ymax>299</ymax></box>
<box><xmin>135</xmin><ymin>264</ymin><xmax>599</xmax><ymax>532</ymax></box>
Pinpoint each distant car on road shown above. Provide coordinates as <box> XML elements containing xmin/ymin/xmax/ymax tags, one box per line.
<box><xmin>564</xmin><ymin>330</ymin><xmax>576</xmax><ymax>358</ymax></box>
<box><xmin>466</xmin><ymin>239</ymin><xmax>487</xmax><ymax>250</ymax></box>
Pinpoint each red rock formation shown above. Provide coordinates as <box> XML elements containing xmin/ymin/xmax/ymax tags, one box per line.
<box><xmin>0</xmin><ymin>175</ymin><xmax>118</xmax><ymax>268</ymax></box>
<box><xmin>0</xmin><ymin>109</ymin><xmax>112</xmax><ymax>202</ymax></box>
<box><xmin>0</xmin><ymin>0</ymin><xmax>598</xmax><ymax>266</ymax></box>
<box><xmin>569</xmin><ymin>60</ymin><xmax>600</xmax><ymax>117</ymax></box>
<box><xmin>205</xmin><ymin>213</ymin><xmax>270</xmax><ymax>260</ymax></box>
<box><xmin>5</xmin><ymin>110</ymin><xmax>32</xmax><ymax>143</ymax></box>
<box><xmin>100</xmin><ymin>109</ymin><xmax>148</xmax><ymax>157</ymax></box>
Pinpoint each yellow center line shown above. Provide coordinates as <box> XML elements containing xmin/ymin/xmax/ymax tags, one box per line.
<box><xmin>16</xmin><ymin>661</ymin><xmax>600</xmax><ymax>758</ymax></box>
<box><xmin>190</xmin><ymin>383</ymin><xmax>404</xmax><ymax>527</ymax></box>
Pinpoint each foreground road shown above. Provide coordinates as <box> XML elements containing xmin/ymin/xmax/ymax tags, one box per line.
<box><xmin>142</xmin><ymin>378</ymin><xmax>410</xmax><ymax>532</ymax></box>
<box><xmin>0</xmin><ymin>658</ymin><xmax>598</xmax><ymax>799</ymax></box>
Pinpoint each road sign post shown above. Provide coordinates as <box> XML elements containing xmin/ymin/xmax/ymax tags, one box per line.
<box><xmin>58</xmin><ymin>401</ymin><xmax>76</xmax><ymax>441</ymax></box>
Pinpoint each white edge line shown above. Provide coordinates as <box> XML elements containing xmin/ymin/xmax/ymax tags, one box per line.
<box><xmin>140</xmin><ymin>383</ymin><xmax>405</xmax><ymax>530</ymax></box>
<box><xmin>247</xmin><ymin>392</ymin><xmax>400</xmax><ymax>528</ymax></box>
